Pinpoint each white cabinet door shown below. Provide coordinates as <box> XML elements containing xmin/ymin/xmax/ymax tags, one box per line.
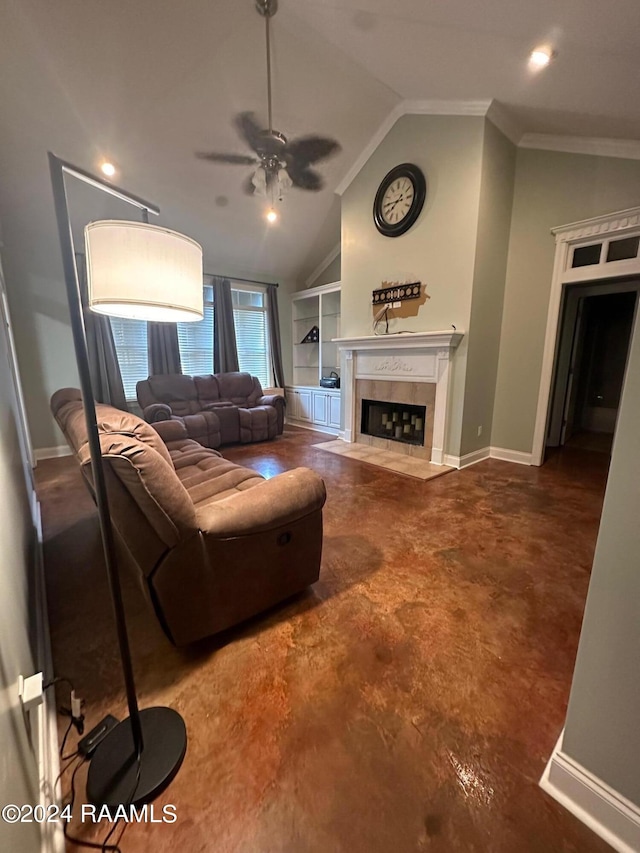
<box><xmin>312</xmin><ymin>390</ymin><xmax>328</xmax><ymax>425</ymax></box>
<box><xmin>285</xmin><ymin>388</ymin><xmax>298</xmax><ymax>420</ymax></box>
<box><xmin>328</xmin><ymin>393</ymin><xmax>341</xmax><ymax>429</ymax></box>
<box><xmin>298</xmin><ymin>389</ymin><xmax>313</xmax><ymax>421</ymax></box>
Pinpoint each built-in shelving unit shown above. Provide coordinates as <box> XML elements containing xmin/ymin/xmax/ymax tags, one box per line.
<box><xmin>287</xmin><ymin>281</ymin><xmax>341</xmax><ymax>435</ymax></box>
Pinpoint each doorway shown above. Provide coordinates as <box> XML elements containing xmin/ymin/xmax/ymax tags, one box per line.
<box><xmin>546</xmin><ymin>280</ymin><xmax>639</xmax><ymax>457</ymax></box>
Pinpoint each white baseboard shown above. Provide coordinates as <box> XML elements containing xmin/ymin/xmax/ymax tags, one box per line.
<box><xmin>489</xmin><ymin>446</ymin><xmax>533</xmax><ymax>465</ymax></box>
<box><xmin>35</xmin><ymin>445</ymin><xmax>71</xmax><ymax>463</ymax></box>
<box><xmin>443</xmin><ymin>447</ymin><xmax>491</xmax><ymax>469</ymax></box>
<box><xmin>33</xmin><ymin>501</ymin><xmax>65</xmax><ymax>853</ymax></box>
<box><xmin>541</xmin><ymin>732</ymin><xmax>640</xmax><ymax>853</ymax></box>
<box><xmin>285</xmin><ymin>418</ymin><xmax>340</xmax><ymax>437</ymax></box>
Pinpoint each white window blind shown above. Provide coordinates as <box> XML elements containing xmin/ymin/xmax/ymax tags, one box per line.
<box><xmin>109</xmin><ymin>317</ymin><xmax>148</xmax><ymax>400</ymax></box>
<box><xmin>177</xmin><ymin>284</ymin><xmax>214</xmax><ymax>376</ymax></box>
<box><xmin>110</xmin><ymin>283</ymin><xmax>272</xmax><ymax>394</ymax></box>
<box><xmin>232</xmin><ymin>285</ymin><xmax>271</xmax><ymax>387</ymax></box>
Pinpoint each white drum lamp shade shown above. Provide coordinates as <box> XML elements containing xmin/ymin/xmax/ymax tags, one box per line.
<box><xmin>85</xmin><ymin>220</ymin><xmax>204</xmax><ymax>322</ymax></box>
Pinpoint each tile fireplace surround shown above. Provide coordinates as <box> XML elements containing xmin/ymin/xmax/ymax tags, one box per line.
<box><xmin>335</xmin><ymin>331</ymin><xmax>463</xmax><ymax>464</ymax></box>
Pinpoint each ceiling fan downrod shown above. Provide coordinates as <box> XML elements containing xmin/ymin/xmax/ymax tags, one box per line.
<box><xmin>255</xmin><ymin>0</ymin><xmax>277</xmax><ymax>135</ymax></box>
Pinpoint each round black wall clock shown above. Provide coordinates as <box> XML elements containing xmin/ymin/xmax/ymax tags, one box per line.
<box><xmin>373</xmin><ymin>163</ymin><xmax>426</xmax><ymax>237</ymax></box>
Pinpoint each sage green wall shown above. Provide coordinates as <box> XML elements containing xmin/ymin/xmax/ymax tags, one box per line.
<box><xmin>561</xmin><ymin>309</ymin><xmax>640</xmax><ymax>805</ymax></box>
<box><xmin>306</xmin><ymin>253</ymin><xmax>341</xmax><ymax>289</ymax></box>
<box><xmin>0</xmin><ymin>259</ymin><xmax>41</xmax><ymax>853</ymax></box>
<box><xmin>1</xmin><ymin>216</ymin><xmax>79</xmax><ymax>451</ymax></box>
<box><xmin>492</xmin><ymin>148</ymin><xmax>640</xmax><ymax>453</ymax></box>
<box><xmin>277</xmin><ymin>276</ymin><xmax>294</xmax><ymax>387</ymax></box>
<box><xmin>341</xmin><ymin>114</ymin><xmax>485</xmax><ymax>456</ymax></box>
<box><xmin>461</xmin><ymin>121</ymin><xmax>516</xmax><ymax>456</ymax></box>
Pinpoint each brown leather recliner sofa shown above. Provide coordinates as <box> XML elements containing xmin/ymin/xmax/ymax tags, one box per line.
<box><xmin>51</xmin><ymin>388</ymin><xmax>325</xmax><ymax>646</ymax></box>
<box><xmin>136</xmin><ymin>372</ymin><xmax>285</xmax><ymax>449</ymax></box>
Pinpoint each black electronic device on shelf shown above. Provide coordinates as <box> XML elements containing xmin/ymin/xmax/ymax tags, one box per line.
<box><xmin>320</xmin><ymin>371</ymin><xmax>340</xmax><ymax>389</ymax></box>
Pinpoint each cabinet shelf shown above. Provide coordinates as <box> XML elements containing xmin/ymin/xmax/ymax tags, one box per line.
<box><xmin>289</xmin><ymin>281</ymin><xmax>342</xmax><ymax>434</ymax></box>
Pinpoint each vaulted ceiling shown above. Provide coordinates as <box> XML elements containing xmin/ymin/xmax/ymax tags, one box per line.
<box><xmin>1</xmin><ymin>0</ymin><xmax>639</xmax><ymax>284</ymax></box>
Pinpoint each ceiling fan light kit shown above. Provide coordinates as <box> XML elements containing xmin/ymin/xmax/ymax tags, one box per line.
<box><xmin>196</xmin><ymin>0</ymin><xmax>340</xmax><ymax>216</ymax></box>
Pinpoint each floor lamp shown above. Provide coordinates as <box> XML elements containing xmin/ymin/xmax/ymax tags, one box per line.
<box><xmin>48</xmin><ymin>153</ymin><xmax>203</xmax><ymax>807</ymax></box>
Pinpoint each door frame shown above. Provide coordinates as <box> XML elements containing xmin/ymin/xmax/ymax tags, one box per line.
<box><xmin>547</xmin><ymin>281</ymin><xmax>640</xmax><ymax>448</ymax></box>
<box><xmin>532</xmin><ymin>206</ymin><xmax>640</xmax><ymax>466</ymax></box>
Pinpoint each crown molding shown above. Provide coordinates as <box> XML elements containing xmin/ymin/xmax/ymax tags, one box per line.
<box><xmin>334</xmin><ymin>99</ymin><xmax>640</xmax><ymax>198</ymax></box>
<box><xmin>551</xmin><ymin>206</ymin><xmax>640</xmax><ymax>241</ymax></box>
<box><xmin>520</xmin><ymin>133</ymin><xmax>640</xmax><ymax>161</ymax></box>
<box><xmin>485</xmin><ymin>100</ymin><xmax>523</xmax><ymax>145</ymax></box>
<box><xmin>303</xmin><ymin>242</ymin><xmax>341</xmax><ymax>288</ymax></box>
<box><xmin>334</xmin><ymin>99</ymin><xmax>492</xmax><ymax>196</ymax></box>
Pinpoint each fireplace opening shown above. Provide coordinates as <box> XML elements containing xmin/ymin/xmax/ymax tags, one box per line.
<box><xmin>361</xmin><ymin>399</ymin><xmax>427</xmax><ymax>446</ymax></box>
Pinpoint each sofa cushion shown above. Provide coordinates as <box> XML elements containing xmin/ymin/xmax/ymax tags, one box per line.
<box><xmin>169</xmin><ymin>440</ymin><xmax>264</xmax><ymax>508</ymax></box>
<box><xmin>214</xmin><ymin>372</ymin><xmax>262</xmax><ymax>407</ymax></box>
<box><xmin>52</xmin><ymin>388</ymin><xmax>173</xmax><ymax>468</ymax></box>
<box><xmin>80</xmin><ymin>434</ymin><xmax>198</xmax><ymax>548</ymax></box>
<box><xmin>238</xmin><ymin>405</ymin><xmax>277</xmax><ymax>443</ymax></box>
<box><xmin>193</xmin><ymin>374</ymin><xmax>221</xmax><ymax>407</ymax></box>
<box><xmin>145</xmin><ymin>374</ymin><xmax>200</xmax><ymax>416</ymax></box>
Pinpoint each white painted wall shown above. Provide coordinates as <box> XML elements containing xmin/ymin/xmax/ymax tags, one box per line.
<box><xmin>561</xmin><ymin>307</ymin><xmax>640</xmax><ymax>805</ymax></box>
<box><xmin>0</xmin><ymin>257</ymin><xmax>41</xmax><ymax>852</ymax></box>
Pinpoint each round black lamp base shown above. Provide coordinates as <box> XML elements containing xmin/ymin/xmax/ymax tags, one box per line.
<box><xmin>87</xmin><ymin>707</ymin><xmax>186</xmax><ymax>808</ymax></box>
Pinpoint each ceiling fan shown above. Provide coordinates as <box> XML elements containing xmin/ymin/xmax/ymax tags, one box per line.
<box><xmin>196</xmin><ymin>0</ymin><xmax>341</xmax><ymax>207</ymax></box>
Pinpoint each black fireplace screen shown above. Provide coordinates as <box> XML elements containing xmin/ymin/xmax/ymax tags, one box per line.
<box><xmin>361</xmin><ymin>399</ymin><xmax>426</xmax><ymax>446</ymax></box>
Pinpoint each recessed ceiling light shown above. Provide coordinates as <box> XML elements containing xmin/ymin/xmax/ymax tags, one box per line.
<box><xmin>100</xmin><ymin>161</ymin><xmax>116</xmax><ymax>177</ymax></box>
<box><xmin>529</xmin><ymin>47</ymin><xmax>553</xmax><ymax>69</ymax></box>
<box><xmin>265</xmin><ymin>208</ymin><xmax>278</xmax><ymax>224</ymax></box>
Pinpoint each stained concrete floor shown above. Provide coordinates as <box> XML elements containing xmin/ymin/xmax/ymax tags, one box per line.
<box><xmin>36</xmin><ymin>426</ymin><xmax>613</xmax><ymax>852</ymax></box>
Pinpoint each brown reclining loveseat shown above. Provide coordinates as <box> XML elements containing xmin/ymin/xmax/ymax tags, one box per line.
<box><xmin>51</xmin><ymin>388</ymin><xmax>325</xmax><ymax>646</ymax></box>
<box><xmin>136</xmin><ymin>372</ymin><xmax>285</xmax><ymax>449</ymax></box>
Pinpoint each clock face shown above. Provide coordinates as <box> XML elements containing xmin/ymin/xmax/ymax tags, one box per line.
<box><xmin>381</xmin><ymin>177</ymin><xmax>414</xmax><ymax>225</ymax></box>
<box><xmin>373</xmin><ymin>163</ymin><xmax>426</xmax><ymax>237</ymax></box>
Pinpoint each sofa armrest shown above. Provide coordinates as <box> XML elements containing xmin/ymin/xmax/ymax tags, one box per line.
<box><xmin>196</xmin><ymin>467</ymin><xmax>326</xmax><ymax>537</ymax></box>
<box><xmin>258</xmin><ymin>394</ymin><xmax>285</xmax><ymax>409</ymax></box>
<box><xmin>143</xmin><ymin>403</ymin><xmax>172</xmax><ymax>423</ymax></box>
<box><xmin>201</xmin><ymin>401</ymin><xmax>235</xmax><ymax>410</ymax></box>
<box><xmin>152</xmin><ymin>418</ymin><xmax>190</xmax><ymax>443</ymax></box>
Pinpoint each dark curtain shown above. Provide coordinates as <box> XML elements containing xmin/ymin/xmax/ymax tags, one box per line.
<box><xmin>148</xmin><ymin>322</ymin><xmax>182</xmax><ymax>375</ymax></box>
<box><xmin>75</xmin><ymin>253</ymin><xmax>127</xmax><ymax>410</ymax></box>
<box><xmin>266</xmin><ymin>285</ymin><xmax>285</xmax><ymax>388</ymax></box>
<box><xmin>213</xmin><ymin>276</ymin><xmax>239</xmax><ymax>373</ymax></box>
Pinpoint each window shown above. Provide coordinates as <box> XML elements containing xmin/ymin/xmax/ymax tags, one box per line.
<box><xmin>109</xmin><ymin>317</ymin><xmax>148</xmax><ymax>400</ymax></box>
<box><xmin>232</xmin><ymin>285</ymin><xmax>271</xmax><ymax>387</ymax></box>
<box><xmin>177</xmin><ymin>284</ymin><xmax>214</xmax><ymax>376</ymax></box>
<box><xmin>110</xmin><ymin>281</ymin><xmax>272</xmax><ymax>394</ymax></box>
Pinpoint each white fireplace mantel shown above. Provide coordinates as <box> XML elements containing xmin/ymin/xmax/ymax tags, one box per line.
<box><xmin>335</xmin><ymin>330</ymin><xmax>464</xmax><ymax>464</ymax></box>
<box><xmin>334</xmin><ymin>330</ymin><xmax>463</xmax><ymax>351</ymax></box>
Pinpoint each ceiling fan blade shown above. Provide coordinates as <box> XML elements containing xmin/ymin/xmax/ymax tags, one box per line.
<box><xmin>242</xmin><ymin>174</ymin><xmax>257</xmax><ymax>196</ymax></box>
<box><xmin>286</xmin><ymin>135</ymin><xmax>341</xmax><ymax>166</ymax></box>
<box><xmin>287</xmin><ymin>166</ymin><xmax>324</xmax><ymax>191</ymax></box>
<box><xmin>196</xmin><ymin>152</ymin><xmax>259</xmax><ymax>165</ymax></box>
<box><xmin>235</xmin><ymin>112</ymin><xmax>264</xmax><ymax>152</ymax></box>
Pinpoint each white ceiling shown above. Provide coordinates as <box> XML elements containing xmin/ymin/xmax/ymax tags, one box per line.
<box><xmin>1</xmin><ymin>0</ymin><xmax>639</xmax><ymax>283</ymax></box>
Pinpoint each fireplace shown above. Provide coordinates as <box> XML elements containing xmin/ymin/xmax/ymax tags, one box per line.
<box><xmin>361</xmin><ymin>399</ymin><xmax>427</xmax><ymax>447</ymax></box>
<box><xmin>335</xmin><ymin>331</ymin><xmax>463</xmax><ymax>464</ymax></box>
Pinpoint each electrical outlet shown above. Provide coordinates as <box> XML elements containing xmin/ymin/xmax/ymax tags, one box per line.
<box><xmin>393</xmin><ymin>302</ymin><xmax>401</xmax><ymax>308</ymax></box>
<box><xmin>477</xmin><ymin>425</ymin><xmax>483</xmax><ymax>437</ymax></box>
<box><xmin>18</xmin><ymin>672</ymin><xmax>43</xmax><ymax>713</ymax></box>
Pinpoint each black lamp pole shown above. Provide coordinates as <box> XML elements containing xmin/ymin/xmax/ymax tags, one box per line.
<box><xmin>48</xmin><ymin>152</ymin><xmax>187</xmax><ymax>807</ymax></box>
